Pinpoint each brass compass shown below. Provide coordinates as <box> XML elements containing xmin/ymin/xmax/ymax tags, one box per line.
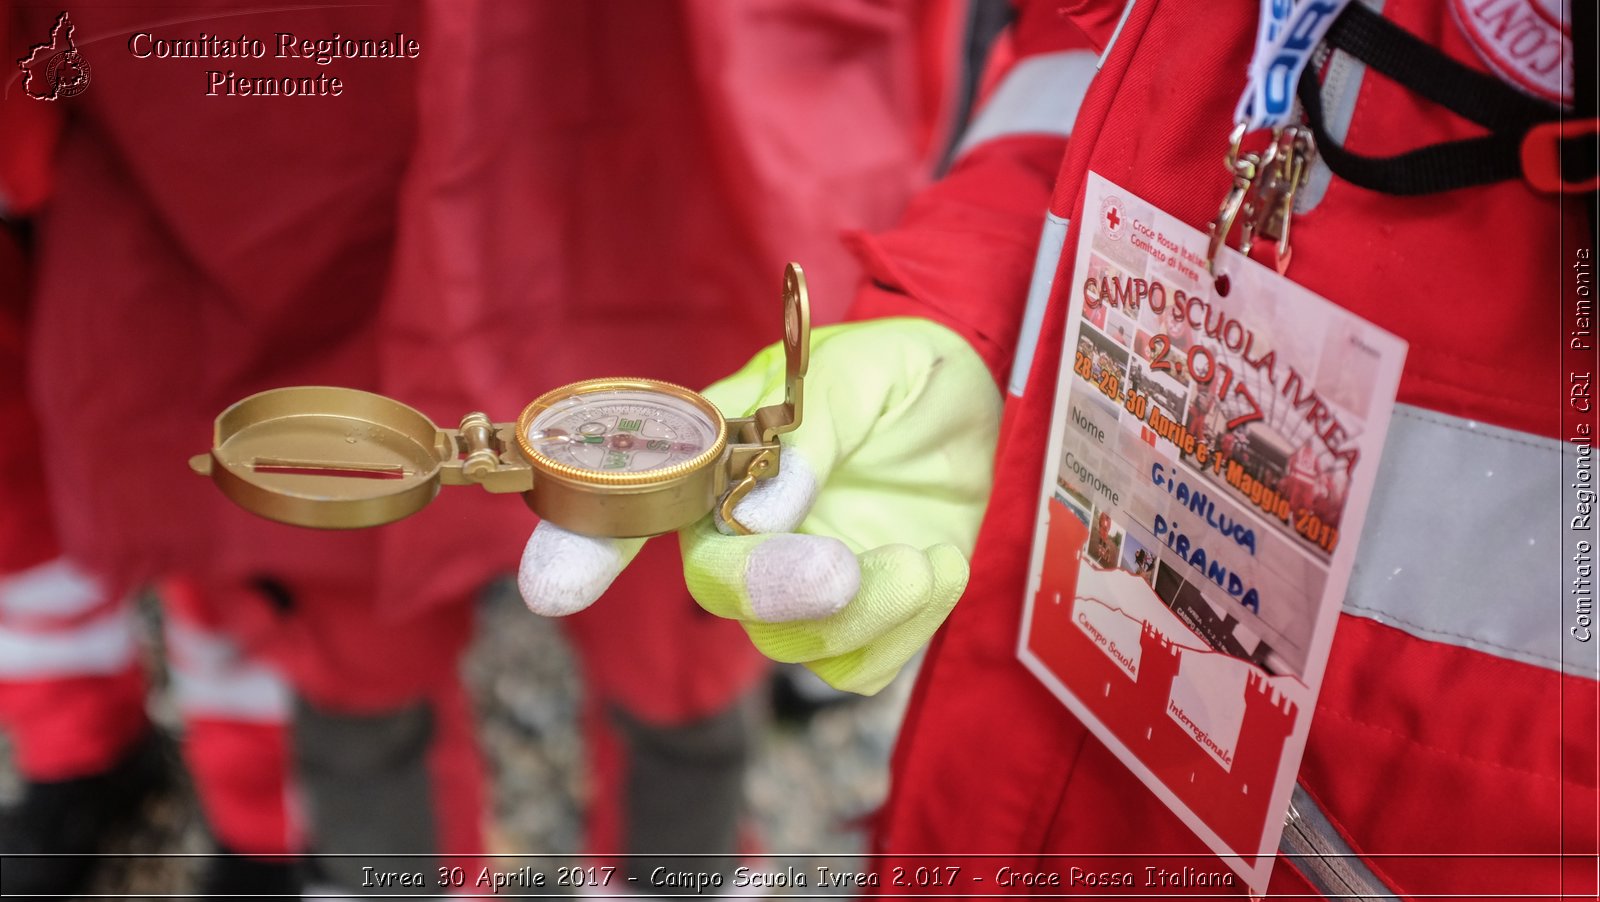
<box><xmin>189</xmin><ymin>264</ymin><xmax>811</xmax><ymax>538</ymax></box>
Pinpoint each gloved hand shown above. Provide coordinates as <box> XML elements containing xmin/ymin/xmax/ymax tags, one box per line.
<box><xmin>518</xmin><ymin>317</ymin><xmax>1001</xmax><ymax>694</ymax></box>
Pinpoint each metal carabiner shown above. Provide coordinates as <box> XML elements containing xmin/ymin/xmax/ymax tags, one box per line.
<box><xmin>1208</xmin><ymin>123</ymin><xmax>1260</xmax><ymax>274</ymax></box>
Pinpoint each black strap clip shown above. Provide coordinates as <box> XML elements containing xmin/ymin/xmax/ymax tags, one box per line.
<box><xmin>1298</xmin><ymin>3</ymin><xmax>1596</xmax><ymax>197</ymax></box>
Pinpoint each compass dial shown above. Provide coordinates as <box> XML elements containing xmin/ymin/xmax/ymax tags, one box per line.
<box><xmin>521</xmin><ymin>387</ymin><xmax>721</xmax><ymax>475</ymax></box>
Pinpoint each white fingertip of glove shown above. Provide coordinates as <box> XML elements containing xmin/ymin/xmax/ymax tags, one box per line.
<box><xmin>517</xmin><ymin>523</ymin><xmax>630</xmax><ymax>617</ymax></box>
<box><xmin>713</xmin><ymin>447</ymin><xmax>818</xmax><ymax>536</ymax></box>
<box><xmin>744</xmin><ymin>533</ymin><xmax>860</xmax><ymax>623</ymax></box>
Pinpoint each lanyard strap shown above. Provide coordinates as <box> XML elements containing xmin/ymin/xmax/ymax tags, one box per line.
<box><xmin>1236</xmin><ymin>0</ymin><xmax>1353</xmax><ymax>130</ymax></box>
<box><xmin>1297</xmin><ymin>2</ymin><xmax>1597</xmax><ymax>196</ymax></box>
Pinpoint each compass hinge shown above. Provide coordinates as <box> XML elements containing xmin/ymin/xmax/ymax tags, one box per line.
<box><xmin>726</xmin><ymin>418</ymin><xmax>780</xmax><ymax>473</ymax></box>
<box><xmin>440</xmin><ymin>413</ymin><xmax>534</xmax><ymax>493</ymax></box>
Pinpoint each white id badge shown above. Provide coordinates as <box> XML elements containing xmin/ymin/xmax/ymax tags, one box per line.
<box><xmin>1017</xmin><ymin>172</ymin><xmax>1407</xmax><ymax>893</ymax></box>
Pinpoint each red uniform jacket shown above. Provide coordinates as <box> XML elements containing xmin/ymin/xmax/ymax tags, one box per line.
<box><xmin>850</xmin><ymin>0</ymin><xmax>1598</xmax><ymax>896</ymax></box>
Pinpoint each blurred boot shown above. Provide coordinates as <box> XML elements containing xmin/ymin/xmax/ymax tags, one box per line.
<box><xmin>198</xmin><ymin>843</ymin><xmax>302</xmax><ymax>901</ymax></box>
<box><xmin>0</xmin><ymin>559</ymin><xmax>153</xmax><ymax>900</ymax></box>
<box><xmin>613</xmin><ymin>701</ymin><xmax>755</xmax><ymax>901</ymax></box>
<box><xmin>0</xmin><ymin>728</ymin><xmax>169</xmax><ymax>900</ymax></box>
<box><xmin>164</xmin><ymin>576</ymin><xmax>303</xmax><ymax>895</ymax></box>
<box><xmin>768</xmin><ymin>663</ymin><xmax>859</xmax><ymax>725</ymax></box>
<box><xmin>292</xmin><ymin>685</ymin><xmax>485</xmax><ymax>897</ymax></box>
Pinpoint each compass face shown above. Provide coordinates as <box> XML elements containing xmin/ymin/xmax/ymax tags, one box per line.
<box><xmin>522</xmin><ymin>388</ymin><xmax>720</xmax><ymax>474</ymax></box>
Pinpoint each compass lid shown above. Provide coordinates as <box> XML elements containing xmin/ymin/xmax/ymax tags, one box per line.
<box><xmin>756</xmin><ymin>262</ymin><xmax>810</xmax><ymax>443</ymax></box>
<box><xmin>189</xmin><ymin>386</ymin><xmax>452</xmax><ymax>529</ymax></box>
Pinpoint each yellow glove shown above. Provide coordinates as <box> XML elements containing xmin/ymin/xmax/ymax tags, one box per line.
<box><xmin>518</xmin><ymin>317</ymin><xmax>1000</xmax><ymax>695</ymax></box>
<box><xmin>680</xmin><ymin>317</ymin><xmax>1000</xmax><ymax>694</ymax></box>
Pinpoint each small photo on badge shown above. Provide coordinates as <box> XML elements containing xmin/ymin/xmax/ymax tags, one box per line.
<box><xmin>1133</xmin><ymin>328</ymin><xmax>1155</xmax><ymax>361</ymax></box>
<box><xmin>1133</xmin><ymin>330</ymin><xmax>1187</xmax><ymax>387</ymax></box>
<box><xmin>1104</xmin><ymin>310</ymin><xmax>1136</xmax><ymax>348</ymax></box>
<box><xmin>1145</xmin><ymin>328</ymin><xmax>1195</xmax><ymax>386</ymax></box>
<box><xmin>1085</xmin><ymin>253</ymin><xmax>1141</xmax><ymax>321</ymax></box>
<box><xmin>1184</xmin><ymin>380</ymin><xmax>1222</xmax><ymax>442</ymax></box>
<box><xmin>1086</xmin><ymin>508</ymin><xmax>1124</xmax><ymax>571</ymax></box>
<box><xmin>1078</xmin><ymin>323</ymin><xmax>1130</xmax><ymax>385</ymax></box>
<box><xmin>1057</xmin><ymin>466</ymin><xmax>1095</xmax><ymax>514</ymax></box>
<box><xmin>1120</xmin><ymin>533</ymin><xmax>1158</xmax><ymax>586</ymax></box>
<box><xmin>1084</xmin><ymin>297</ymin><xmax>1108</xmax><ymax>331</ymax></box>
<box><xmin>1206</xmin><ymin>420</ymin><xmax>1293</xmax><ymax>505</ymax></box>
<box><xmin>1153</xmin><ymin>561</ymin><xmax>1285</xmax><ymax>675</ymax></box>
<box><xmin>1281</xmin><ymin>443</ymin><xmax>1351</xmax><ymax>533</ymax></box>
<box><xmin>1128</xmin><ymin>359</ymin><xmax>1189</xmax><ymax>423</ymax></box>
<box><xmin>1057</xmin><ymin>490</ymin><xmax>1092</xmax><ymax>526</ymax></box>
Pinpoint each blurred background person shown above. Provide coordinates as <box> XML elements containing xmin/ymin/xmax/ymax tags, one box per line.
<box><xmin>0</xmin><ymin>0</ymin><xmax>965</xmax><ymax>898</ymax></box>
<box><xmin>0</xmin><ymin>119</ymin><xmax>173</xmax><ymax>898</ymax></box>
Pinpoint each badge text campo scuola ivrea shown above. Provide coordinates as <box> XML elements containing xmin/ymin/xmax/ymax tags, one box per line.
<box><xmin>1080</xmin><ymin>272</ymin><xmax>1358</xmax><ymax>556</ymax></box>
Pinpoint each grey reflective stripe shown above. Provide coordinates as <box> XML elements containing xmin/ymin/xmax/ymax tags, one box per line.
<box><xmin>165</xmin><ymin>620</ymin><xmax>291</xmax><ymax>721</ymax></box>
<box><xmin>1097</xmin><ymin>0</ymin><xmax>1138</xmax><ymax>71</ymax></box>
<box><xmin>1298</xmin><ymin>0</ymin><xmax>1386</xmax><ymax>211</ymax></box>
<box><xmin>168</xmin><ymin>666</ymin><xmax>290</xmax><ymax>723</ymax></box>
<box><xmin>1008</xmin><ymin>212</ymin><xmax>1069</xmax><ymax>397</ymax></box>
<box><xmin>0</xmin><ymin>557</ymin><xmax>105</xmax><ymax>618</ymax></box>
<box><xmin>0</xmin><ymin>609</ymin><xmax>137</xmax><ymax>677</ymax></box>
<box><xmin>1344</xmin><ymin>404</ymin><xmax>1596</xmax><ymax>679</ymax></box>
<box><xmin>952</xmin><ymin>50</ymin><xmax>1099</xmax><ymax>159</ymax></box>
<box><xmin>1280</xmin><ymin>784</ymin><xmax>1402</xmax><ymax>901</ymax></box>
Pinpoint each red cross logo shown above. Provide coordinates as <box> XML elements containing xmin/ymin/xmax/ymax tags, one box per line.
<box><xmin>1099</xmin><ymin>195</ymin><xmax>1126</xmax><ymax>240</ymax></box>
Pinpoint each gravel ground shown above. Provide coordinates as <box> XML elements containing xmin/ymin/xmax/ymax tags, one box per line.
<box><xmin>0</xmin><ymin>581</ymin><xmax>916</xmax><ymax>898</ymax></box>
